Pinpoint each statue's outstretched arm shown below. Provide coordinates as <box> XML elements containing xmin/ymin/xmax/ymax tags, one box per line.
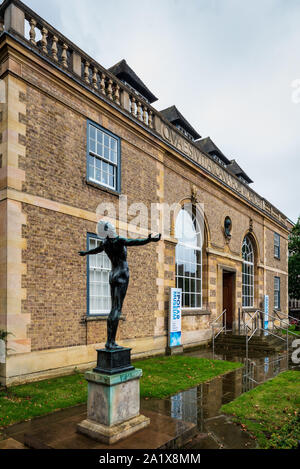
<box><xmin>122</xmin><ymin>234</ymin><xmax>161</xmax><ymax>247</ymax></box>
<box><xmin>79</xmin><ymin>242</ymin><xmax>104</xmax><ymax>257</ymax></box>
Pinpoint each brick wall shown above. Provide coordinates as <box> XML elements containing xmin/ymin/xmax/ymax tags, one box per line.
<box><xmin>2</xmin><ymin>51</ymin><xmax>289</xmax><ymax>369</ymax></box>
<box><xmin>22</xmin><ymin>204</ymin><xmax>158</xmax><ymax>352</ymax></box>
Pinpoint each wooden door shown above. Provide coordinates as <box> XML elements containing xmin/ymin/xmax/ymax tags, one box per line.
<box><xmin>223</xmin><ymin>272</ymin><xmax>234</xmax><ymax>329</ymax></box>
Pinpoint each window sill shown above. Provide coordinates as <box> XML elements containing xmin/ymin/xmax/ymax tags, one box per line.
<box><xmin>182</xmin><ymin>309</ymin><xmax>211</xmax><ymax>316</ymax></box>
<box><xmin>85</xmin><ymin>315</ymin><xmax>126</xmax><ymax>322</ymax></box>
<box><xmin>86</xmin><ymin>179</ymin><xmax>120</xmax><ymax>197</ymax></box>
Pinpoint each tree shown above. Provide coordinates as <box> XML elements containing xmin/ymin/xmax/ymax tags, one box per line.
<box><xmin>289</xmin><ymin>216</ymin><xmax>300</xmax><ymax>300</ymax></box>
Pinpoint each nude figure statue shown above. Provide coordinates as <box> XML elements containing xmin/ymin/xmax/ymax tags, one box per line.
<box><xmin>79</xmin><ymin>221</ymin><xmax>161</xmax><ymax>350</ymax></box>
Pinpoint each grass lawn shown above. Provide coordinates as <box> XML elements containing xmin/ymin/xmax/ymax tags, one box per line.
<box><xmin>221</xmin><ymin>370</ymin><xmax>300</xmax><ymax>449</ymax></box>
<box><xmin>137</xmin><ymin>355</ymin><xmax>243</xmax><ymax>399</ymax></box>
<box><xmin>0</xmin><ymin>356</ymin><xmax>242</xmax><ymax>430</ymax></box>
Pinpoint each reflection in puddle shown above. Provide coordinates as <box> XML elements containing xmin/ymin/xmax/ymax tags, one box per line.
<box><xmin>142</xmin><ymin>348</ymin><xmax>298</xmax><ymax>435</ymax></box>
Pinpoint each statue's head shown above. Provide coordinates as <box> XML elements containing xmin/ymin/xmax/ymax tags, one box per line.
<box><xmin>97</xmin><ymin>220</ymin><xmax>118</xmax><ymax>239</ymax></box>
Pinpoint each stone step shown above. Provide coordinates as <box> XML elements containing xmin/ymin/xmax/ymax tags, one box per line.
<box><xmin>214</xmin><ymin>334</ymin><xmax>285</xmax><ymax>352</ymax></box>
<box><xmin>215</xmin><ymin>341</ymin><xmax>283</xmax><ymax>348</ymax></box>
<box><xmin>215</xmin><ymin>343</ymin><xmax>285</xmax><ymax>353</ymax></box>
<box><xmin>215</xmin><ymin>334</ymin><xmax>284</xmax><ymax>345</ymax></box>
<box><xmin>216</xmin><ymin>341</ymin><xmax>284</xmax><ymax>348</ymax></box>
<box><xmin>215</xmin><ymin>337</ymin><xmax>284</xmax><ymax>346</ymax></box>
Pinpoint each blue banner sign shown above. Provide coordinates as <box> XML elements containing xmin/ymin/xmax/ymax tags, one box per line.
<box><xmin>264</xmin><ymin>295</ymin><xmax>269</xmax><ymax>335</ymax></box>
<box><xmin>169</xmin><ymin>288</ymin><xmax>182</xmax><ymax>347</ymax></box>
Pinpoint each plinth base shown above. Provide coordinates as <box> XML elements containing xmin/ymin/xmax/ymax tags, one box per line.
<box><xmin>93</xmin><ymin>347</ymin><xmax>134</xmax><ymax>375</ymax></box>
<box><xmin>77</xmin><ymin>368</ymin><xmax>148</xmax><ymax>445</ymax></box>
<box><xmin>77</xmin><ymin>414</ymin><xmax>150</xmax><ymax>444</ymax></box>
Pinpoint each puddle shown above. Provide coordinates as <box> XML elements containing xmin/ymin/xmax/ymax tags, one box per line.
<box><xmin>142</xmin><ymin>348</ymin><xmax>299</xmax><ymax>448</ymax></box>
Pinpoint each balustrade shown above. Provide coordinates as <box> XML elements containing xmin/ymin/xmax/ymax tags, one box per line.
<box><xmin>1</xmin><ymin>3</ymin><xmax>158</xmax><ymax>135</ymax></box>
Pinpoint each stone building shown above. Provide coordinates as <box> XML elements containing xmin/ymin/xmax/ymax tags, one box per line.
<box><xmin>0</xmin><ymin>0</ymin><xmax>290</xmax><ymax>385</ymax></box>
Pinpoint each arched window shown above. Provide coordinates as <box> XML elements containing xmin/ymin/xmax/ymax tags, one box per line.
<box><xmin>175</xmin><ymin>207</ymin><xmax>202</xmax><ymax>308</ymax></box>
<box><xmin>242</xmin><ymin>235</ymin><xmax>254</xmax><ymax>307</ymax></box>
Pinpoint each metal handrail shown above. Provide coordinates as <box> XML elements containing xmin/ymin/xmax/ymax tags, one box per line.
<box><xmin>211</xmin><ymin>309</ymin><xmax>227</xmax><ymax>326</ymax></box>
<box><xmin>212</xmin><ymin>309</ymin><xmax>226</xmax><ymax>359</ymax></box>
<box><xmin>267</xmin><ymin>311</ymin><xmax>299</xmax><ymax>338</ymax></box>
<box><xmin>288</xmin><ymin>313</ymin><xmax>300</xmax><ymax>324</ymax></box>
<box><xmin>242</xmin><ymin>309</ymin><xmax>298</xmax><ymax>336</ymax></box>
<box><xmin>272</xmin><ymin>310</ymin><xmax>290</xmax><ymax>327</ymax></box>
<box><xmin>244</xmin><ymin>309</ymin><xmax>260</xmax><ymax>327</ymax></box>
<box><xmin>244</xmin><ymin>309</ymin><xmax>298</xmax><ymax>383</ymax></box>
<box><xmin>245</xmin><ymin>309</ymin><xmax>299</xmax><ymax>339</ymax></box>
<box><xmin>274</xmin><ymin>309</ymin><xmax>300</xmax><ymax>325</ymax></box>
<box><xmin>222</xmin><ymin>308</ymin><xmax>297</xmax><ymax>389</ymax></box>
<box><xmin>272</xmin><ymin>322</ymin><xmax>298</xmax><ymax>339</ymax></box>
<box><xmin>248</xmin><ymin>327</ymin><xmax>259</xmax><ymax>342</ymax></box>
<box><xmin>241</xmin><ymin>309</ymin><xmax>261</xmax><ymax>337</ymax></box>
<box><xmin>215</xmin><ymin>307</ymin><xmax>298</xmax><ymax>375</ymax></box>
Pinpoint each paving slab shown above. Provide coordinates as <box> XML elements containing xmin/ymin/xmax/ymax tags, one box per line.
<box><xmin>203</xmin><ymin>415</ymin><xmax>257</xmax><ymax>449</ymax></box>
<box><xmin>5</xmin><ymin>406</ymin><xmax>196</xmax><ymax>450</ymax></box>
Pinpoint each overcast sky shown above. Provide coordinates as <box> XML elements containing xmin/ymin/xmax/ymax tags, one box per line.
<box><xmin>23</xmin><ymin>0</ymin><xmax>299</xmax><ymax>222</ymax></box>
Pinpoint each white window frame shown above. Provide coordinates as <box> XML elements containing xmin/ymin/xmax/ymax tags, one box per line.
<box><xmin>175</xmin><ymin>208</ymin><xmax>202</xmax><ymax>309</ymax></box>
<box><xmin>88</xmin><ymin>123</ymin><xmax>119</xmax><ymax>191</ymax></box>
<box><xmin>88</xmin><ymin>236</ymin><xmax>112</xmax><ymax>316</ymax></box>
<box><xmin>274</xmin><ymin>233</ymin><xmax>280</xmax><ymax>259</ymax></box>
<box><xmin>242</xmin><ymin>236</ymin><xmax>254</xmax><ymax>308</ymax></box>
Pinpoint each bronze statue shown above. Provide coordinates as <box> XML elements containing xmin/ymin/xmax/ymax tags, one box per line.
<box><xmin>79</xmin><ymin>221</ymin><xmax>161</xmax><ymax>350</ymax></box>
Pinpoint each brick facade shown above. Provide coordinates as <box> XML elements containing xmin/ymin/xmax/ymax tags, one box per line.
<box><xmin>0</xmin><ymin>2</ymin><xmax>290</xmax><ymax>385</ymax></box>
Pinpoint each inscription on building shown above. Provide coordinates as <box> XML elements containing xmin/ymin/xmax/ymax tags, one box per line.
<box><xmin>155</xmin><ymin>118</ymin><xmax>284</xmax><ymax>223</ymax></box>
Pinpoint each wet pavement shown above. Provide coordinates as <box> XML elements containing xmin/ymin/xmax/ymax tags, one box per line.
<box><xmin>1</xmin><ymin>347</ymin><xmax>299</xmax><ymax>449</ymax></box>
<box><xmin>2</xmin><ymin>407</ymin><xmax>196</xmax><ymax>450</ymax></box>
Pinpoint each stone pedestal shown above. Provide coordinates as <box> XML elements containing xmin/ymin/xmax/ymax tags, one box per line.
<box><xmin>77</xmin><ymin>348</ymin><xmax>150</xmax><ymax>444</ymax></box>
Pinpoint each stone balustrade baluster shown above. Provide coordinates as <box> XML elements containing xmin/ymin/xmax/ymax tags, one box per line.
<box><xmin>29</xmin><ymin>18</ymin><xmax>37</xmax><ymax>45</ymax></box>
<box><xmin>130</xmin><ymin>96</ymin><xmax>136</xmax><ymax>116</ymax></box>
<box><xmin>41</xmin><ymin>27</ymin><xmax>48</xmax><ymax>54</ymax></box>
<box><xmin>107</xmin><ymin>79</ymin><xmax>113</xmax><ymax>100</ymax></box>
<box><xmin>51</xmin><ymin>35</ymin><xmax>58</xmax><ymax>62</ymax></box>
<box><xmin>143</xmin><ymin>105</ymin><xmax>148</xmax><ymax>124</ymax></box>
<box><xmin>100</xmin><ymin>73</ymin><xmax>106</xmax><ymax>95</ymax></box>
<box><xmin>84</xmin><ymin>61</ymin><xmax>90</xmax><ymax>84</ymax></box>
<box><xmin>149</xmin><ymin>110</ymin><xmax>153</xmax><ymax>129</ymax></box>
<box><xmin>92</xmin><ymin>66</ymin><xmax>98</xmax><ymax>89</ymax></box>
<box><xmin>114</xmin><ymin>84</ymin><xmax>120</xmax><ymax>105</ymax></box>
<box><xmin>61</xmin><ymin>43</ymin><xmax>68</xmax><ymax>68</ymax></box>
<box><xmin>137</xmin><ymin>101</ymin><xmax>143</xmax><ymax>121</ymax></box>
